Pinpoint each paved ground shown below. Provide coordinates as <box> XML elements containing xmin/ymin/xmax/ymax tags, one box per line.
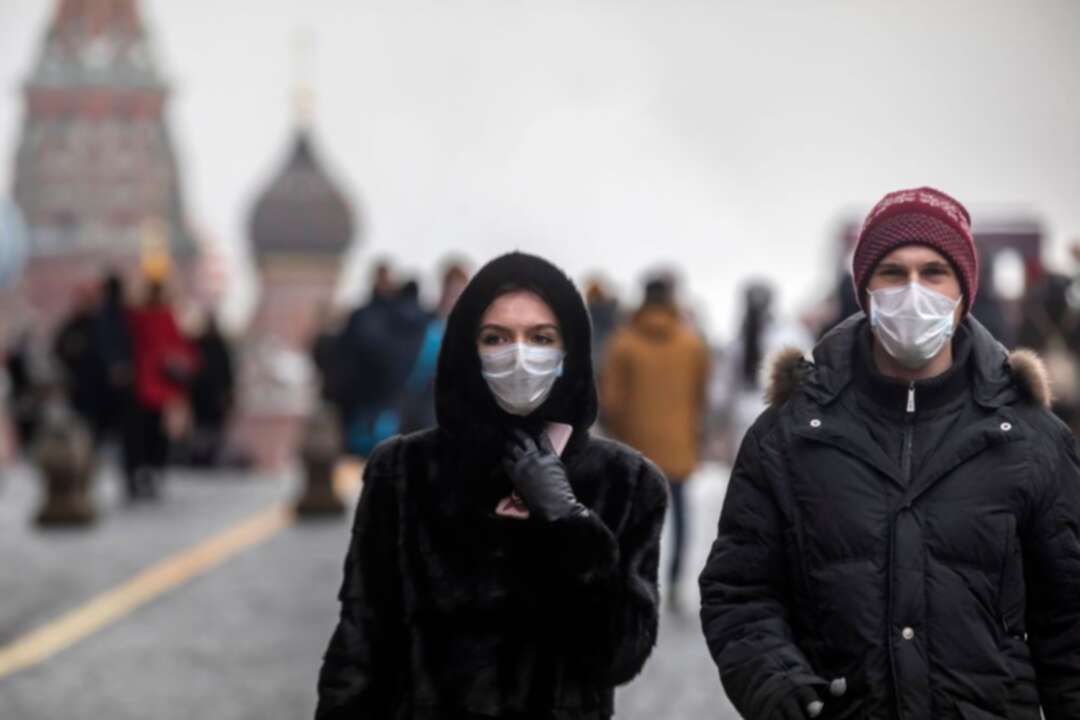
<box><xmin>0</xmin><ymin>455</ymin><xmax>740</xmax><ymax>719</ymax></box>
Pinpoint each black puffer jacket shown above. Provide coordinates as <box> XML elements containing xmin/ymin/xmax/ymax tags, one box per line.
<box><xmin>700</xmin><ymin>315</ymin><xmax>1080</xmax><ymax>720</ymax></box>
<box><xmin>316</xmin><ymin>253</ymin><xmax>667</xmax><ymax>720</ymax></box>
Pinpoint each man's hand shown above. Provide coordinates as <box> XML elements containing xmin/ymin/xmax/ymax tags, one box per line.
<box><xmin>502</xmin><ymin>429</ymin><xmax>586</xmax><ymax>522</ymax></box>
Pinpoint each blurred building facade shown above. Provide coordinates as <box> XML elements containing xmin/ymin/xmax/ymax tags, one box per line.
<box><xmin>7</xmin><ymin>0</ymin><xmax>196</xmax><ymax>334</ymax></box>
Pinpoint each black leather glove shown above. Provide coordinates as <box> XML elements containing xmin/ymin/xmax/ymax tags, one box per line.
<box><xmin>502</xmin><ymin>429</ymin><xmax>587</xmax><ymax>522</ymax></box>
<box><xmin>775</xmin><ymin>685</ymin><xmax>824</xmax><ymax>720</ymax></box>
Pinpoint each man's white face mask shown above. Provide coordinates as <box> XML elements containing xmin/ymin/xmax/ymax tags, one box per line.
<box><xmin>480</xmin><ymin>342</ymin><xmax>565</xmax><ymax>416</ymax></box>
<box><xmin>869</xmin><ymin>282</ymin><xmax>962</xmax><ymax>370</ymax></box>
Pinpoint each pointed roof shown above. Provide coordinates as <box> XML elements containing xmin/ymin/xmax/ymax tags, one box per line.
<box><xmin>249</xmin><ymin>132</ymin><xmax>355</xmax><ymax>258</ymax></box>
<box><xmin>30</xmin><ymin>0</ymin><xmax>164</xmax><ymax>90</ymax></box>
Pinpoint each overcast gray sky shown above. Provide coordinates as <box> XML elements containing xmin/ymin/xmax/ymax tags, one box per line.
<box><xmin>2</xmin><ymin>0</ymin><xmax>1079</xmax><ymax>335</ymax></box>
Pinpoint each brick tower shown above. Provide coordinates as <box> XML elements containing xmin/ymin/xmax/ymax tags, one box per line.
<box><xmin>10</xmin><ymin>0</ymin><xmax>195</xmax><ymax>333</ymax></box>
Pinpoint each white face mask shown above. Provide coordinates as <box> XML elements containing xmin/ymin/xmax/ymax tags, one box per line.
<box><xmin>479</xmin><ymin>342</ymin><xmax>565</xmax><ymax>416</ymax></box>
<box><xmin>869</xmin><ymin>282</ymin><xmax>961</xmax><ymax>370</ymax></box>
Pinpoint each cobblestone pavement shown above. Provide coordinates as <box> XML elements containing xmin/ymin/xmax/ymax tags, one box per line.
<box><xmin>0</xmin><ymin>458</ymin><xmax>740</xmax><ymax>719</ymax></box>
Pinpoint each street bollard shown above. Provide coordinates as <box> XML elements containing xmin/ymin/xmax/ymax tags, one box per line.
<box><xmin>295</xmin><ymin>404</ymin><xmax>345</xmax><ymax>517</ymax></box>
<box><xmin>34</xmin><ymin>400</ymin><xmax>96</xmax><ymax>527</ymax></box>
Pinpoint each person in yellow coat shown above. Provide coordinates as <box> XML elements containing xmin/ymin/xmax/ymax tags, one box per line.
<box><xmin>600</xmin><ymin>276</ymin><xmax>710</xmax><ymax>610</ymax></box>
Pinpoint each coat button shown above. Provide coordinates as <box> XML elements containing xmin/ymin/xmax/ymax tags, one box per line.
<box><xmin>901</xmin><ymin>626</ymin><xmax>915</xmax><ymax>640</ymax></box>
<box><xmin>1000</xmin><ymin>422</ymin><xmax>1012</xmax><ymax>432</ymax></box>
<box><xmin>810</xmin><ymin>419</ymin><xmax>822</xmax><ymax>428</ymax></box>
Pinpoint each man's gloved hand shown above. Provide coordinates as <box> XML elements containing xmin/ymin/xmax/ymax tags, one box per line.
<box><xmin>502</xmin><ymin>429</ymin><xmax>587</xmax><ymax>522</ymax></box>
<box><xmin>776</xmin><ymin>685</ymin><xmax>824</xmax><ymax>720</ymax></box>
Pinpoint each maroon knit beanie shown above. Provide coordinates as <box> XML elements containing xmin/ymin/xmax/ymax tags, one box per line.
<box><xmin>852</xmin><ymin>187</ymin><xmax>977</xmax><ymax>314</ymax></box>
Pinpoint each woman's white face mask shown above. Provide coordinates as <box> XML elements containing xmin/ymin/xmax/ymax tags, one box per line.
<box><xmin>869</xmin><ymin>282</ymin><xmax>961</xmax><ymax>370</ymax></box>
<box><xmin>480</xmin><ymin>342</ymin><xmax>565</xmax><ymax>416</ymax></box>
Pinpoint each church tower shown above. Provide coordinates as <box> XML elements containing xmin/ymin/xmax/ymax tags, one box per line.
<box><xmin>10</xmin><ymin>0</ymin><xmax>194</xmax><ymax>329</ymax></box>
<box><xmin>236</xmin><ymin>44</ymin><xmax>358</xmax><ymax>470</ymax></box>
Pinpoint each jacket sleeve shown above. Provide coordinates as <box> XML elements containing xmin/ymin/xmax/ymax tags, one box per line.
<box><xmin>698</xmin><ymin>426</ymin><xmax>824</xmax><ymax>719</ymax></box>
<box><xmin>1026</xmin><ymin>427</ymin><xmax>1080</xmax><ymax>720</ymax></box>
<box><xmin>539</xmin><ymin>455</ymin><xmax>667</xmax><ymax>686</ymax></box>
<box><xmin>315</xmin><ymin>440</ymin><xmax>404</xmax><ymax>719</ymax></box>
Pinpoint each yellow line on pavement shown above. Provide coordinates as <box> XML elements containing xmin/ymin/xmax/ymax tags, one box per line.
<box><xmin>0</xmin><ymin>505</ymin><xmax>293</xmax><ymax>679</ymax></box>
<box><xmin>0</xmin><ymin>461</ymin><xmax>364</xmax><ymax>680</ymax></box>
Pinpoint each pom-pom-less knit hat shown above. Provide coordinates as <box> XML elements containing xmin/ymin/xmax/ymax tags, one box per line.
<box><xmin>852</xmin><ymin>187</ymin><xmax>977</xmax><ymax>314</ymax></box>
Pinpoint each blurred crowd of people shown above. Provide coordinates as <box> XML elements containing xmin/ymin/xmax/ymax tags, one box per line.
<box><xmin>7</xmin><ymin>242</ymin><xmax>1080</xmax><ymax>533</ymax></box>
<box><xmin>3</xmin><ymin>272</ymin><xmax>235</xmax><ymax>501</ymax></box>
<box><xmin>309</xmin><ymin>259</ymin><xmax>470</xmax><ymax>457</ymax></box>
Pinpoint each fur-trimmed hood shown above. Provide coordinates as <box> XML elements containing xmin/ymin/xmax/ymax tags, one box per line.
<box><xmin>764</xmin><ymin>314</ymin><xmax>1052</xmax><ymax>411</ymax></box>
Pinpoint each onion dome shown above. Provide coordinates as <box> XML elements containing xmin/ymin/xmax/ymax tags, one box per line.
<box><xmin>249</xmin><ymin>131</ymin><xmax>355</xmax><ymax>258</ymax></box>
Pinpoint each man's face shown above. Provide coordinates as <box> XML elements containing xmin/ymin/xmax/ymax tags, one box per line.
<box><xmin>866</xmin><ymin>244</ymin><xmax>964</xmax><ymax>325</ymax></box>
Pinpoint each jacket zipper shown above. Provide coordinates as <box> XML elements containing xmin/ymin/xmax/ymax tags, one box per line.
<box><xmin>901</xmin><ymin>382</ymin><xmax>915</xmax><ymax>485</ymax></box>
<box><xmin>889</xmin><ymin>381</ymin><xmax>917</xmax><ymax>720</ymax></box>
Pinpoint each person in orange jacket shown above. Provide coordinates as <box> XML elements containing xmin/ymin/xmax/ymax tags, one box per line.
<box><xmin>601</xmin><ymin>275</ymin><xmax>710</xmax><ymax>610</ymax></box>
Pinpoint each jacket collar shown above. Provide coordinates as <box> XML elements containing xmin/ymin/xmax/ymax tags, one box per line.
<box><xmin>806</xmin><ymin>314</ymin><xmax>1018</xmax><ymax>411</ymax></box>
<box><xmin>851</xmin><ymin>323</ymin><xmax>973</xmax><ymax>417</ymax></box>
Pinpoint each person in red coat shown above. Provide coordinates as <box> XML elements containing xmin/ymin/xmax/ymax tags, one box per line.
<box><xmin>123</xmin><ymin>281</ymin><xmax>198</xmax><ymax>499</ymax></box>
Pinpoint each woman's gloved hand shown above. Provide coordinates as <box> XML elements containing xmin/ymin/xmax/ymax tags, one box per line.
<box><xmin>502</xmin><ymin>429</ymin><xmax>587</xmax><ymax>522</ymax></box>
<box><xmin>776</xmin><ymin>685</ymin><xmax>824</xmax><ymax>720</ymax></box>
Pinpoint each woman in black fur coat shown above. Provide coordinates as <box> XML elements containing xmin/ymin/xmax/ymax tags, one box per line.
<box><xmin>316</xmin><ymin>252</ymin><xmax>668</xmax><ymax>720</ymax></box>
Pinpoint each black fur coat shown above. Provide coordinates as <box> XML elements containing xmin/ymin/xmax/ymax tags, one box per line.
<box><xmin>316</xmin><ymin>253</ymin><xmax>667</xmax><ymax>719</ymax></box>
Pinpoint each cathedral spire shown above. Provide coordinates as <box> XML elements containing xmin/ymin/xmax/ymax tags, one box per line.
<box><xmin>293</xmin><ymin>28</ymin><xmax>316</xmax><ymax>132</ymax></box>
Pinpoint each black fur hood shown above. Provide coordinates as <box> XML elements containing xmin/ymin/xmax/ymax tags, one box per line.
<box><xmin>435</xmin><ymin>252</ymin><xmax>598</xmax><ymax>451</ymax></box>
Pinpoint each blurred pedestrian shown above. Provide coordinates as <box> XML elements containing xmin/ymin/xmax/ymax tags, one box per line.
<box><xmin>397</xmin><ymin>262</ymin><xmax>470</xmax><ymax>434</ymax></box>
<box><xmin>123</xmin><ymin>281</ymin><xmax>197</xmax><ymax>499</ymax></box>
<box><xmin>585</xmin><ymin>275</ymin><xmax>621</xmax><ymax>378</ymax></box>
<box><xmin>4</xmin><ymin>329</ymin><xmax>43</xmax><ymax>453</ymax></box>
<box><xmin>316</xmin><ymin>252</ymin><xmax>666</xmax><ymax>719</ymax></box>
<box><xmin>700</xmin><ymin>187</ymin><xmax>1080</xmax><ymax>719</ymax></box>
<box><xmin>1016</xmin><ymin>268</ymin><xmax>1080</xmax><ymax>435</ymax></box>
<box><xmin>93</xmin><ymin>273</ymin><xmax>135</xmax><ymax>446</ymax></box>
<box><xmin>600</xmin><ymin>275</ymin><xmax>709</xmax><ymax>611</ymax></box>
<box><xmin>188</xmin><ymin>312</ymin><xmax>234</xmax><ymax>467</ymax></box>
<box><xmin>970</xmin><ymin>259</ymin><xmax>1009</xmax><ymax>346</ymax></box>
<box><xmin>715</xmin><ymin>281</ymin><xmax>813</xmax><ymax>454</ymax></box>
<box><xmin>310</xmin><ymin>302</ymin><xmax>345</xmax><ymax>411</ymax></box>
<box><xmin>436</xmin><ymin>258</ymin><xmax>470</xmax><ymax>318</ymax></box>
<box><xmin>52</xmin><ymin>284</ymin><xmax>106</xmax><ymax>442</ymax></box>
<box><xmin>338</xmin><ymin>263</ymin><xmax>400</xmax><ymax>456</ymax></box>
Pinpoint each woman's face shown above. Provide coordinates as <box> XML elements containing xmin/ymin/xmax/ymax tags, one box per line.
<box><xmin>477</xmin><ymin>290</ymin><xmax>564</xmax><ymax>352</ymax></box>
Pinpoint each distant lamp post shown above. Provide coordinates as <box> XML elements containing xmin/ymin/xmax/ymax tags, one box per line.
<box><xmin>33</xmin><ymin>397</ymin><xmax>96</xmax><ymax>527</ymax></box>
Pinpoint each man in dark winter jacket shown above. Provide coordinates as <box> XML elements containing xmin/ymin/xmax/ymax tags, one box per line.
<box><xmin>700</xmin><ymin>187</ymin><xmax>1080</xmax><ymax>720</ymax></box>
